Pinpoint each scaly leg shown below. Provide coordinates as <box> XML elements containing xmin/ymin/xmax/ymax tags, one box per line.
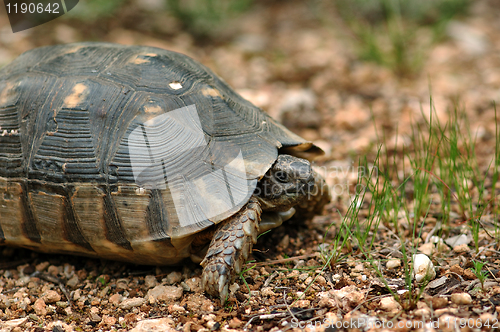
<box><xmin>200</xmin><ymin>196</ymin><xmax>262</xmax><ymax>302</ymax></box>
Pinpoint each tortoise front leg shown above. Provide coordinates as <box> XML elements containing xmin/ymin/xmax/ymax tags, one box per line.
<box><xmin>201</xmin><ymin>196</ymin><xmax>261</xmax><ymax>302</ymax></box>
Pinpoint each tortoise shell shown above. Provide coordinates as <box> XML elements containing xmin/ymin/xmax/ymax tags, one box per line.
<box><xmin>0</xmin><ymin>42</ymin><xmax>322</xmax><ymax>265</ymax></box>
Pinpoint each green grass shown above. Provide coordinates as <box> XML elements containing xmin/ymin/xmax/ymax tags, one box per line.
<box><xmin>324</xmin><ymin>0</ymin><xmax>471</xmax><ymax>77</ymax></box>
<box><xmin>64</xmin><ymin>0</ymin><xmax>128</xmax><ymax>21</ymax></box>
<box><xmin>238</xmin><ymin>261</ymin><xmax>256</xmax><ymax>302</ymax></box>
<box><xmin>472</xmin><ymin>260</ymin><xmax>487</xmax><ymax>291</ymax></box>
<box><xmin>62</xmin><ymin>0</ymin><xmax>254</xmax><ymax>40</ymax></box>
<box><xmin>166</xmin><ymin>0</ymin><xmax>253</xmax><ymax>38</ymax></box>
<box><xmin>322</xmin><ymin>98</ymin><xmax>498</xmax><ymax>310</ymax></box>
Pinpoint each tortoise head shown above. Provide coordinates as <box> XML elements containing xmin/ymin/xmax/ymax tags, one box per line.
<box><xmin>256</xmin><ymin>154</ymin><xmax>315</xmax><ymax>211</ymax></box>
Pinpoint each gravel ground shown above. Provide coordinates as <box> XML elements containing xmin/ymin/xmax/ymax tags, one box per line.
<box><xmin>1</xmin><ymin>0</ymin><xmax>500</xmax><ymax>331</ymax></box>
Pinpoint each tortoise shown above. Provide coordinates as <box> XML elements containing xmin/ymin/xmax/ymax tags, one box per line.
<box><xmin>0</xmin><ymin>42</ymin><xmax>330</xmax><ymax>301</ymax></box>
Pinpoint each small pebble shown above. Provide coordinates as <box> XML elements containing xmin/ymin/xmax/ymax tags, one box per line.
<box><xmin>66</xmin><ymin>275</ymin><xmax>79</xmax><ymax>288</ymax></box>
<box><xmin>165</xmin><ymin>271</ymin><xmax>182</xmax><ymax>285</ymax></box>
<box><xmin>35</xmin><ymin>262</ymin><xmax>50</xmax><ymax>272</ymax></box>
<box><xmin>169</xmin><ymin>304</ymin><xmax>186</xmax><ymax>313</ymax></box>
<box><xmin>90</xmin><ymin>313</ymin><xmax>101</xmax><ymax>323</ymax></box>
<box><xmin>33</xmin><ymin>298</ymin><xmax>47</xmax><ymax>316</ymax></box>
<box><xmin>129</xmin><ymin>318</ymin><xmax>175</xmax><ymax>332</ymax></box>
<box><xmin>380</xmin><ymin>297</ymin><xmax>402</xmax><ymax>311</ymax></box>
<box><xmin>102</xmin><ymin>315</ymin><xmax>117</xmax><ymax>326</ymax></box>
<box><xmin>386</xmin><ymin>258</ymin><xmax>401</xmax><ymax>269</ymax></box>
<box><xmin>413</xmin><ymin>254</ymin><xmax>436</xmax><ymax>283</ymax></box>
<box><xmin>228</xmin><ymin>317</ymin><xmax>243</xmax><ymax>329</ymax></box>
<box><xmin>42</xmin><ymin>290</ymin><xmax>61</xmax><ymax>304</ymax></box>
<box><xmin>109</xmin><ymin>293</ymin><xmax>123</xmax><ymax>306</ymax></box>
<box><xmin>146</xmin><ymin>285</ymin><xmax>183</xmax><ymax>303</ymax></box>
<box><xmin>119</xmin><ymin>297</ymin><xmax>145</xmax><ymax>310</ymax></box>
<box><xmin>450</xmin><ymin>293</ymin><xmax>472</xmax><ymax>305</ymax></box>
<box><xmin>144</xmin><ymin>275</ymin><xmax>157</xmax><ymax>289</ymax></box>
<box><xmin>453</xmin><ymin>244</ymin><xmax>470</xmax><ymax>254</ymax></box>
<box><xmin>47</xmin><ymin>265</ymin><xmax>59</xmax><ymax>276</ymax></box>
<box><xmin>184</xmin><ymin>277</ymin><xmax>202</xmax><ymax>293</ymax></box>
<box><xmin>261</xmin><ymin>287</ymin><xmax>275</xmax><ymax>297</ymax></box>
<box><xmin>316</xmin><ymin>275</ymin><xmax>327</xmax><ymax>286</ymax></box>
<box><xmin>295</xmin><ymin>300</ymin><xmax>310</xmax><ymax>308</ymax></box>
<box><xmin>1</xmin><ymin>318</ymin><xmax>28</xmax><ymax>330</ymax></box>
<box><xmin>56</xmin><ymin>301</ymin><xmax>68</xmax><ymax>308</ymax></box>
<box><xmin>431</xmin><ymin>297</ymin><xmax>448</xmax><ymax>309</ymax></box>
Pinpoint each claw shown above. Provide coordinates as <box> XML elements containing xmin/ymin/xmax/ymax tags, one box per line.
<box><xmin>234</xmin><ymin>258</ymin><xmax>242</xmax><ymax>274</ymax></box>
<box><xmin>201</xmin><ymin>274</ymin><xmax>207</xmax><ymax>289</ymax></box>
<box><xmin>218</xmin><ymin>274</ymin><xmax>228</xmax><ymax>302</ymax></box>
<box><xmin>220</xmin><ymin>286</ymin><xmax>229</xmax><ymax>303</ymax></box>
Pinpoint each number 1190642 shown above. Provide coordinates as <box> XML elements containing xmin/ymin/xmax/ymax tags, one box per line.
<box><xmin>6</xmin><ymin>2</ymin><xmax>60</xmax><ymax>14</ymax></box>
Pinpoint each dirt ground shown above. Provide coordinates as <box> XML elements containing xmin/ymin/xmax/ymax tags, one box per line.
<box><xmin>1</xmin><ymin>0</ymin><xmax>500</xmax><ymax>331</ymax></box>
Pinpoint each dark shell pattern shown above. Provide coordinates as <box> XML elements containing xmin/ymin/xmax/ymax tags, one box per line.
<box><xmin>0</xmin><ymin>43</ymin><xmax>320</xmax><ymax>265</ymax></box>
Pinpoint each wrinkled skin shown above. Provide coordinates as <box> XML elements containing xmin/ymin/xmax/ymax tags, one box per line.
<box><xmin>200</xmin><ymin>154</ymin><xmax>330</xmax><ymax>302</ymax></box>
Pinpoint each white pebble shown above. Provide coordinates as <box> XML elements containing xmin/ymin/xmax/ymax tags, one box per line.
<box><xmin>413</xmin><ymin>254</ymin><xmax>436</xmax><ymax>283</ymax></box>
<box><xmin>332</xmin><ymin>274</ymin><xmax>341</xmax><ymax>282</ymax></box>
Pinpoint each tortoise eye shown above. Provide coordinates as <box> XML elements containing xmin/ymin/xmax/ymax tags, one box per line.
<box><xmin>275</xmin><ymin>171</ymin><xmax>288</xmax><ymax>183</ymax></box>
